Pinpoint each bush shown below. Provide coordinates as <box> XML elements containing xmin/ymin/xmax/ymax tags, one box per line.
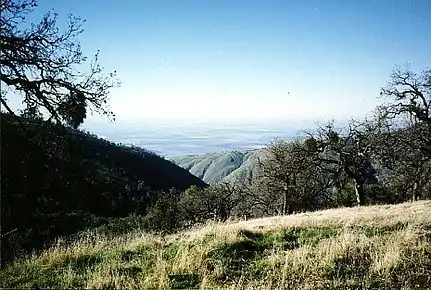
<box><xmin>143</xmin><ymin>190</ymin><xmax>183</xmax><ymax>233</ymax></box>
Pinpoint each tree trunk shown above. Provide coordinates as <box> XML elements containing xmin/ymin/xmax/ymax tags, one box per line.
<box><xmin>283</xmin><ymin>189</ymin><xmax>288</xmax><ymax>215</ymax></box>
<box><xmin>287</xmin><ymin>203</ymin><xmax>294</xmax><ymax>215</ymax></box>
<box><xmin>282</xmin><ymin>180</ymin><xmax>289</xmax><ymax>215</ymax></box>
<box><xmin>355</xmin><ymin>182</ymin><xmax>365</xmax><ymax>206</ymax></box>
<box><xmin>412</xmin><ymin>181</ymin><xmax>418</xmax><ymax>201</ymax></box>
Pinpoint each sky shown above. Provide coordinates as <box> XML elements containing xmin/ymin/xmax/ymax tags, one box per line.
<box><xmin>13</xmin><ymin>0</ymin><xmax>431</xmax><ymax>124</ymax></box>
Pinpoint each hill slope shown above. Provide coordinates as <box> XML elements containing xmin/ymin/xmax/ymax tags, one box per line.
<box><xmin>2</xmin><ymin>200</ymin><xmax>430</xmax><ymax>289</ymax></box>
<box><xmin>1</xmin><ymin>113</ymin><xmax>207</xmax><ymax>264</ymax></box>
<box><xmin>170</xmin><ymin>149</ymin><xmax>265</xmax><ymax>185</ymax></box>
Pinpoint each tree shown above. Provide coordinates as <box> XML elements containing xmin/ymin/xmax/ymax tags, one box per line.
<box><xmin>180</xmin><ymin>183</ymin><xmax>243</xmax><ymax>223</ymax></box>
<box><xmin>300</xmin><ymin>121</ymin><xmax>378</xmax><ymax>206</ymax></box>
<box><xmin>372</xmin><ymin>67</ymin><xmax>431</xmax><ymax>202</ymax></box>
<box><xmin>257</xmin><ymin>139</ymin><xmax>329</xmax><ymax>215</ymax></box>
<box><xmin>143</xmin><ymin>190</ymin><xmax>182</xmax><ymax>233</ymax></box>
<box><xmin>378</xmin><ymin>67</ymin><xmax>431</xmax><ymax>158</ymax></box>
<box><xmin>371</xmin><ymin>119</ymin><xmax>431</xmax><ymax>202</ymax></box>
<box><xmin>382</xmin><ymin>143</ymin><xmax>431</xmax><ymax>202</ymax></box>
<box><xmin>0</xmin><ymin>0</ymin><xmax>119</xmax><ymax>128</ymax></box>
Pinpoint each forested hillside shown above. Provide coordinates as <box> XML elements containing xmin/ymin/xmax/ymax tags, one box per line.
<box><xmin>1</xmin><ymin>113</ymin><xmax>207</xmax><ymax>264</ymax></box>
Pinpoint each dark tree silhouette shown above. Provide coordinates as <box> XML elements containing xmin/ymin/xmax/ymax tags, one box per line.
<box><xmin>369</xmin><ymin>67</ymin><xmax>431</xmax><ymax>202</ymax></box>
<box><xmin>0</xmin><ymin>0</ymin><xmax>119</xmax><ymax>128</ymax></box>
<box><xmin>378</xmin><ymin>67</ymin><xmax>431</xmax><ymax>158</ymax></box>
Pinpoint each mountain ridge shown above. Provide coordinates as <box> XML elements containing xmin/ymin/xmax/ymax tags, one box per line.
<box><xmin>170</xmin><ymin>149</ymin><xmax>265</xmax><ymax>185</ymax></box>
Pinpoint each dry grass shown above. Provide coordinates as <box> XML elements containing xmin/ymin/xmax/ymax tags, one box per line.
<box><xmin>1</xmin><ymin>200</ymin><xmax>431</xmax><ymax>289</ymax></box>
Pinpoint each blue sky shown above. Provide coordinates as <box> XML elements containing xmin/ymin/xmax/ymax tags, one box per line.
<box><xmin>28</xmin><ymin>0</ymin><xmax>431</xmax><ymax>123</ymax></box>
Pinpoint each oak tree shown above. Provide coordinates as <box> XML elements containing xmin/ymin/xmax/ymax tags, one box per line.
<box><xmin>0</xmin><ymin>0</ymin><xmax>119</xmax><ymax>128</ymax></box>
<box><xmin>300</xmin><ymin>122</ymin><xmax>378</xmax><ymax>206</ymax></box>
<box><xmin>378</xmin><ymin>67</ymin><xmax>431</xmax><ymax>158</ymax></box>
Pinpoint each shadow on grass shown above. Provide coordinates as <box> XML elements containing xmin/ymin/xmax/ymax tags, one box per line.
<box><xmin>170</xmin><ymin>273</ymin><xmax>201</xmax><ymax>289</ymax></box>
<box><xmin>326</xmin><ymin>248</ymin><xmax>372</xmax><ymax>282</ymax></box>
<box><xmin>117</xmin><ymin>265</ymin><xmax>142</xmax><ymax>277</ymax></box>
<box><xmin>61</xmin><ymin>252</ymin><xmax>106</xmax><ymax>275</ymax></box>
<box><xmin>208</xmin><ymin>227</ymin><xmax>340</xmax><ymax>281</ymax></box>
<box><xmin>274</xmin><ymin>227</ymin><xmax>340</xmax><ymax>249</ymax></box>
<box><xmin>362</xmin><ymin>221</ymin><xmax>408</xmax><ymax>238</ymax></box>
<box><xmin>0</xmin><ymin>262</ymin><xmax>61</xmax><ymax>289</ymax></box>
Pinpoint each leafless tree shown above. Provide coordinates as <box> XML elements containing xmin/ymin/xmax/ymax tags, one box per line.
<box><xmin>299</xmin><ymin>121</ymin><xmax>378</xmax><ymax>206</ymax></box>
<box><xmin>378</xmin><ymin>67</ymin><xmax>431</xmax><ymax>158</ymax></box>
<box><xmin>257</xmin><ymin>139</ymin><xmax>330</xmax><ymax>214</ymax></box>
<box><xmin>371</xmin><ymin>67</ymin><xmax>431</xmax><ymax>201</ymax></box>
<box><xmin>1</xmin><ymin>0</ymin><xmax>119</xmax><ymax>128</ymax></box>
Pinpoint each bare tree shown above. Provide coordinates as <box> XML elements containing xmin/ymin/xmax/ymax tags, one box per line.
<box><xmin>257</xmin><ymin>139</ymin><xmax>329</xmax><ymax>214</ymax></box>
<box><xmin>372</xmin><ymin>117</ymin><xmax>431</xmax><ymax>202</ymax></box>
<box><xmin>378</xmin><ymin>67</ymin><xmax>431</xmax><ymax>158</ymax></box>
<box><xmin>372</xmin><ymin>67</ymin><xmax>431</xmax><ymax>201</ymax></box>
<box><xmin>0</xmin><ymin>0</ymin><xmax>119</xmax><ymax>128</ymax></box>
<box><xmin>300</xmin><ymin>121</ymin><xmax>378</xmax><ymax>206</ymax></box>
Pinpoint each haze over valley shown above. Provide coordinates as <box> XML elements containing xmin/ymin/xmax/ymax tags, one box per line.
<box><xmin>83</xmin><ymin>118</ymin><xmax>322</xmax><ymax>157</ymax></box>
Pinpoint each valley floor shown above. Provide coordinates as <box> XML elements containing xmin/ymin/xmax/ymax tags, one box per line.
<box><xmin>1</xmin><ymin>200</ymin><xmax>431</xmax><ymax>289</ymax></box>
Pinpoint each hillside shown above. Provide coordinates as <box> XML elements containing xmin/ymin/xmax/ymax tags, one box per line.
<box><xmin>170</xmin><ymin>149</ymin><xmax>265</xmax><ymax>185</ymax></box>
<box><xmin>1</xmin><ymin>113</ymin><xmax>207</xmax><ymax>264</ymax></box>
<box><xmin>1</xmin><ymin>200</ymin><xmax>430</xmax><ymax>289</ymax></box>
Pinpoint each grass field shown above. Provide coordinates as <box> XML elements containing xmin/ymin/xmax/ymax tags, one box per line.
<box><xmin>1</xmin><ymin>200</ymin><xmax>430</xmax><ymax>289</ymax></box>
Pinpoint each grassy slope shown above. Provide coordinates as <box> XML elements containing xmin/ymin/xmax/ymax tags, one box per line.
<box><xmin>2</xmin><ymin>200</ymin><xmax>431</xmax><ymax>289</ymax></box>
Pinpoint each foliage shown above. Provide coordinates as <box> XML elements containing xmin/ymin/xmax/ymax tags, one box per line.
<box><xmin>142</xmin><ymin>190</ymin><xmax>183</xmax><ymax>234</ymax></box>
<box><xmin>180</xmin><ymin>183</ymin><xmax>245</xmax><ymax>223</ymax></box>
<box><xmin>297</xmin><ymin>121</ymin><xmax>379</xmax><ymax>206</ymax></box>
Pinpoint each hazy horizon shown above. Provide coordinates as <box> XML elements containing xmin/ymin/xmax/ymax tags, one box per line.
<box><xmin>82</xmin><ymin>117</ymin><xmax>350</xmax><ymax>157</ymax></box>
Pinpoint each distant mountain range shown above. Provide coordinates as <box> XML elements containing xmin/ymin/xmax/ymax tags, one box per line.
<box><xmin>170</xmin><ymin>149</ymin><xmax>266</xmax><ymax>185</ymax></box>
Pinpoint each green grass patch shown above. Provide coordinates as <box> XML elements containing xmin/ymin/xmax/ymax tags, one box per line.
<box><xmin>163</xmin><ymin>243</ymin><xmax>181</xmax><ymax>260</ymax></box>
<box><xmin>273</xmin><ymin>227</ymin><xmax>340</xmax><ymax>249</ymax></box>
<box><xmin>208</xmin><ymin>230</ymin><xmax>271</xmax><ymax>281</ymax></box>
<box><xmin>120</xmin><ymin>244</ymin><xmax>155</xmax><ymax>273</ymax></box>
<box><xmin>0</xmin><ymin>260</ymin><xmax>62</xmax><ymax>289</ymax></box>
<box><xmin>121</xmin><ymin>244</ymin><xmax>152</xmax><ymax>261</ymax></box>
<box><xmin>361</xmin><ymin>221</ymin><xmax>408</xmax><ymax>237</ymax></box>
<box><xmin>207</xmin><ymin>227</ymin><xmax>340</xmax><ymax>281</ymax></box>
<box><xmin>60</xmin><ymin>252</ymin><xmax>107</xmax><ymax>274</ymax></box>
<box><xmin>170</xmin><ymin>273</ymin><xmax>201</xmax><ymax>289</ymax></box>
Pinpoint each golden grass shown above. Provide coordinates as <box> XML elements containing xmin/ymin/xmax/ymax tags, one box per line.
<box><xmin>1</xmin><ymin>200</ymin><xmax>430</xmax><ymax>289</ymax></box>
